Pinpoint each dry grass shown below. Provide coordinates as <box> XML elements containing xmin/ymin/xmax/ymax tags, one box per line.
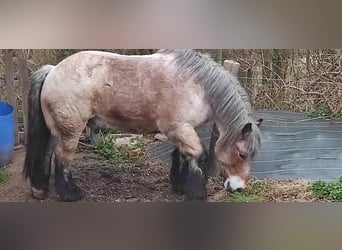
<box><xmin>208</xmin><ymin>178</ymin><xmax>318</xmax><ymax>202</ymax></box>
<box><xmin>263</xmin><ymin>179</ymin><xmax>316</xmax><ymax>202</ymax></box>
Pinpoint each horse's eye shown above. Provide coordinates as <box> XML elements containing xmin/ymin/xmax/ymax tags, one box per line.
<box><xmin>238</xmin><ymin>153</ymin><xmax>247</xmax><ymax>160</ymax></box>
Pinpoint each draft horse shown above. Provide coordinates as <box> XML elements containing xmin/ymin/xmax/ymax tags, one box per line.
<box><xmin>24</xmin><ymin>49</ymin><xmax>262</xmax><ymax>201</ymax></box>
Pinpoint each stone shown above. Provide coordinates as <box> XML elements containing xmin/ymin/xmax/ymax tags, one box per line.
<box><xmin>154</xmin><ymin>133</ymin><xmax>167</xmax><ymax>141</ymax></box>
<box><xmin>113</xmin><ymin>134</ymin><xmax>143</xmax><ymax>147</ymax></box>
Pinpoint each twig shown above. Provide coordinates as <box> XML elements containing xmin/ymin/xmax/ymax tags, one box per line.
<box><xmin>287</xmin><ymin>85</ymin><xmax>324</xmax><ymax>96</ymax></box>
<box><xmin>78</xmin><ymin>141</ymin><xmax>95</xmax><ymax>148</ymax></box>
<box><xmin>265</xmin><ymin>93</ymin><xmax>280</xmax><ymax>110</ymax></box>
<box><xmin>282</xmin><ymin>101</ymin><xmax>303</xmax><ymax>111</ymax></box>
<box><xmin>14</xmin><ymin>145</ymin><xmax>24</xmax><ymax>150</ymax></box>
<box><xmin>261</xmin><ymin>64</ymin><xmax>287</xmax><ymax>88</ymax></box>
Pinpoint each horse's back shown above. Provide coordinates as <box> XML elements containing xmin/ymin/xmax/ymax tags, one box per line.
<box><xmin>41</xmin><ymin>50</ymin><xmax>160</xmax><ymax>104</ymax></box>
<box><xmin>40</xmin><ymin>50</ymin><xmax>211</xmax><ymax>134</ymax></box>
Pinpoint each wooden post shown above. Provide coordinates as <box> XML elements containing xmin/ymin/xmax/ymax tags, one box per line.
<box><xmin>224</xmin><ymin>60</ymin><xmax>240</xmax><ymax>76</ymax></box>
<box><xmin>218</xmin><ymin>49</ymin><xmax>223</xmax><ymax>65</ymax></box>
<box><xmin>207</xmin><ymin>60</ymin><xmax>240</xmax><ymax>177</ymax></box>
<box><xmin>3</xmin><ymin>53</ymin><xmax>19</xmax><ymax>144</ymax></box>
<box><xmin>251</xmin><ymin>64</ymin><xmax>263</xmax><ymax>101</ymax></box>
<box><xmin>207</xmin><ymin>123</ymin><xmax>220</xmax><ymax>177</ymax></box>
<box><xmin>19</xmin><ymin>58</ymin><xmax>29</xmax><ymax>145</ymax></box>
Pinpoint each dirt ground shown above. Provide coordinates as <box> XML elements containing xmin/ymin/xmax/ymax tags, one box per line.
<box><xmin>0</xmin><ymin>145</ymin><xmax>183</xmax><ymax>202</ymax></box>
<box><xmin>0</xmin><ymin>141</ymin><xmax>317</xmax><ymax>202</ymax></box>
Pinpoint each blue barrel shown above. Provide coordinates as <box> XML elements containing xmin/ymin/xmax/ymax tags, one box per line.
<box><xmin>0</xmin><ymin>102</ymin><xmax>15</xmax><ymax>166</ymax></box>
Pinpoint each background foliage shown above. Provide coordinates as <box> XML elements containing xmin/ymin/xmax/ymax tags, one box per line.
<box><xmin>0</xmin><ymin>49</ymin><xmax>341</xmax><ymax>115</ymax></box>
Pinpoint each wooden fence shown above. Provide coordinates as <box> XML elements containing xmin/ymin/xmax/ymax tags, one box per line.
<box><xmin>0</xmin><ymin>55</ymin><xmax>30</xmax><ymax>146</ymax></box>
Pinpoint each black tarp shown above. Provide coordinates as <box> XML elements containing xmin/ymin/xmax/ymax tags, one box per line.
<box><xmin>152</xmin><ymin>111</ymin><xmax>342</xmax><ymax>182</ymax></box>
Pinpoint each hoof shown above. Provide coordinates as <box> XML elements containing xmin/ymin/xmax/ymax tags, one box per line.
<box><xmin>182</xmin><ymin>171</ymin><xmax>208</xmax><ymax>201</ymax></box>
<box><xmin>183</xmin><ymin>187</ymin><xmax>207</xmax><ymax>201</ymax></box>
<box><xmin>57</xmin><ymin>190</ymin><xmax>83</xmax><ymax>202</ymax></box>
<box><xmin>171</xmin><ymin>184</ymin><xmax>185</xmax><ymax>195</ymax></box>
<box><xmin>31</xmin><ymin>186</ymin><xmax>48</xmax><ymax>200</ymax></box>
<box><xmin>171</xmin><ymin>175</ymin><xmax>207</xmax><ymax>201</ymax></box>
<box><xmin>184</xmin><ymin>194</ymin><xmax>207</xmax><ymax>202</ymax></box>
<box><xmin>56</xmin><ymin>184</ymin><xmax>83</xmax><ymax>202</ymax></box>
<box><xmin>55</xmin><ymin>175</ymin><xmax>84</xmax><ymax>202</ymax></box>
<box><xmin>55</xmin><ymin>166</ymin><xmax>84</xmax><ymax>202</ymax></box>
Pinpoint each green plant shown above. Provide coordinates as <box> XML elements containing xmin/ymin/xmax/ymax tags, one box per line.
<box><xmin>248</xmin><ymin>179</ymin><xmax>269</xmax><ymax>195</ymax></box>
<box><xmin>307</xmin><ymin>106</ymin><xmax>332</xmax><ymax>118</ymax></box>
<box><xmin>229</xmin><ymin>193</ymin><xmax>264</xmax><ymax>202</ymax></box>
<box><xmin>312</xmin><ymin>177</ymin><xmax>342</xmax><ymax>201</ymax></box>
<box><xmin>17</xmin><ymin>109</ymin><xmax>24</xmax><ymax>122</ymax></box>
<box><xmin>227</xmin><ymin>180</ymin><xmax>269</xmax><ymax>202</ymax></box>
<box><xmin>95</xmin><ymin>134</ymin><xmax>145</xmax><ymax>164</ymax></box>
<box><xmin>307</xmin><ymin>106</ymin><xmax>342</xmax><ymax>119</ymax></box>
<box><xmin>0</xmin><ymin>168</ymin><xmax>10</xmax><ymax>184</ymax></box>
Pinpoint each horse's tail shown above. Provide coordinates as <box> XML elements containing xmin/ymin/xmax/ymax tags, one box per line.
<box><xmin>23</xmin><ymin>65</ymin><xmax>55</xmax><ymax>192</ymax></box>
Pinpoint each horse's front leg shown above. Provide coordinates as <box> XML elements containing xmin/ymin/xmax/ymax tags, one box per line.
<box><xmin>167</xmin><ymin>125</ymin><xmax>209</xmax><ymax>201</ymax></box>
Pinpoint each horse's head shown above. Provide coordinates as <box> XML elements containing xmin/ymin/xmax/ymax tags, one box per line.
<box><xmin>215</xmin><ymin>119</ymin><xmax>263</xmax><ymax>192</ymax></box>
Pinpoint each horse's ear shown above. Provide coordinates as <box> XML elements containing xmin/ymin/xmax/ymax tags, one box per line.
<box><xmin>256</xmin><ymin>118</ymin><xmax>263</xmax><ymax>128</ymax></box>
<box><xmin>242</xmin><ymin>123</ymin><xmax>252</xmax><ymax>139</ymax></box>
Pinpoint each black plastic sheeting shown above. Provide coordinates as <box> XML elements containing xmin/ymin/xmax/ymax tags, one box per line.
<box><xmin>152</xmin><ymin>110</ymin><xmax>342</xmax><ymax>182</ymax></box>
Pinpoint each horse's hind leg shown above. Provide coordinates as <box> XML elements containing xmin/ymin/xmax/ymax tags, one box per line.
<box><xmin>30</xmin><ymin>136</ymin><xmax>56</xmax><ymax>199</ymax></box>
<box><xmin>54</xmin><ymin>132</ymin><xmax>84</xmax><ymax>201</ymax></box>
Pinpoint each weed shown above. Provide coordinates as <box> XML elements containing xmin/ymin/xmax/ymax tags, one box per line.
<box><xmin>307</xmin><ymin>106</ymin><xmax>342</xmax><ymax>119</ymax></box>
<box><xmin>248</xmin><ymin>179</ymin><xmax>269</xmax><ymax>195</ymax></box>
<box><xmin>311</xmin><ymin>177</ymin><xmax>342</xmax><ymax>201</ymax></box>
<box><xmin>227</xmin><ymin>179</ymin><xmax>269</xmax><ymax>202</ymax></box>
<box><xmin>95</xmin><ymin>134</ymin><xmax>145</xmax><ymax>164</ymax></box>
<box><xmin>17</xmin><ymin>109</ymin><xmax>24</xmax><ymax>122</ymax></box>
<box><xmin>229</xmin><ymin>193</ymin><xmax>264</xmax><ymax>202</ymax></box>
<box><xmin>0</xmin><ymin>168</ymin><xmax>10</xmax><ymax>184</ymax></box>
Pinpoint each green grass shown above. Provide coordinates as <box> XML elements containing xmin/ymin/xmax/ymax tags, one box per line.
<box><xmin>94</xmin><ymin>134</ymin><xmax>145</xmax><ymax>165</ymax></box>
<box><xmin>0</xmin><ymin>168</ymin><xmax>10</xmax><ymax>184</ymax></box>
<box><xmin>307</xmin><ymin>106</ymin><xmax>342</xmax><ymax>119</ymax></box>
<box><xmin>17</xmin><ymin>109</ymin><xmax>24</xmax><ymax>122</ymax></box>
<box><xmin>227</xmin><ymin>179</ymin><xmax>269</xmax><ymax>202</ymax></box>
<box><xmin>229</xmin><ymin>193</ymin><xmax>264</xmax><ymax>202</ymax></box>
<box><xmin>311</xmin><ymin>177</ymin><xmax>342</xmax><ymax>201</ymax></box>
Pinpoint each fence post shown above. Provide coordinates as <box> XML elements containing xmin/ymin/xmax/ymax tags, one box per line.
<box><xmin>3</xmin><ymin>53</ymin><xmax>19</xmax><ymax>144</ymax></box>
<box><xmin>19</xmin><ymin>58</ymin><xmax>29</xmax><ymax>145</ymax></box>
<box><xmin>207</xmin><ymin>60</ymin><xmax>240</xmax><ymax>177</ymax></box>
<box><xmin>251</xmin><ymin>64</ymin><xmax>262</xmax><ymax>101</ymax></box>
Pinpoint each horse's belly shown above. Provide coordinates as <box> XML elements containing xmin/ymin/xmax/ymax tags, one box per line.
<box><xmin>97</xmin><ymin>113</ymin><xmax>159</xmax><ymax>134</ymax></box>
<box><xmin>108</xmin><ymin>120</ymin><xmax>159</xmax><ymax>134</ymax></box>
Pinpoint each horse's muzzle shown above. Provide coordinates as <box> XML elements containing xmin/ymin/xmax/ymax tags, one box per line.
<box><xmin>224</xmin><ymin>176</ymin><xmax>246</xmax><ymax>192</ymax></box>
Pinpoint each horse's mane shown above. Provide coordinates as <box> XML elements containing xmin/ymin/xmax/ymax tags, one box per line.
<box><xmin>157</xmin><ymin>49</ymin><xmax>261</xmax><ymax>154</ymax></box>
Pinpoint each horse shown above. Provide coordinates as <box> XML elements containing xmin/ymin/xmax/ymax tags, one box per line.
<box><xmin>23</xmin><ymin>49</ymin><xmax>262</xmax><ymax>201</ymax></box>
